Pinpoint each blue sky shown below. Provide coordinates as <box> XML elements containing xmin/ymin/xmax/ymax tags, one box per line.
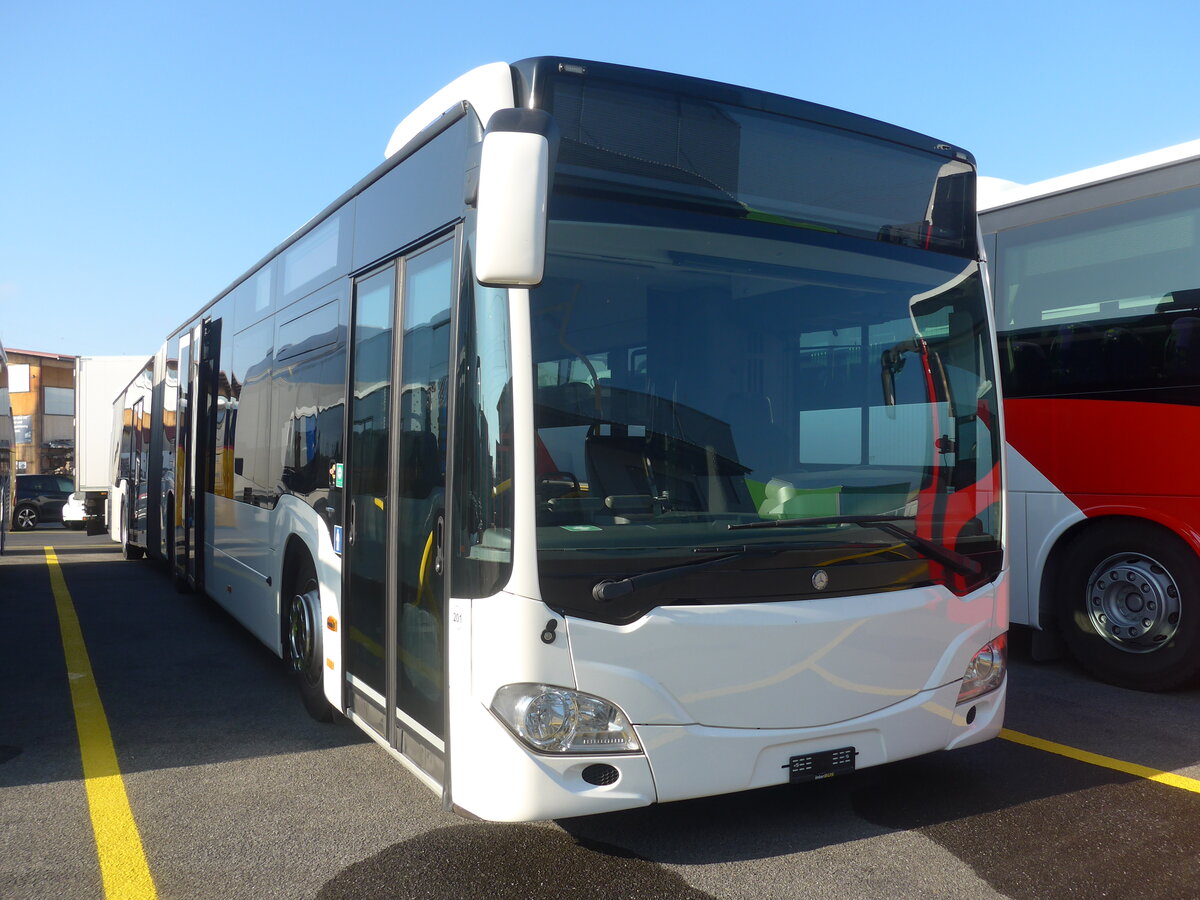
<box><xmin>2</xmin><ymin>0</ymin><xmax>1198</xmax><ymax>357</ymax></box>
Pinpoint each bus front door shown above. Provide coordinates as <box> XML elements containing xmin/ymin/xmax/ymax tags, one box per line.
<box><xmin>344</xmin><ymin>237</ymin><xmax>456</xmax><ymax>787</ymax></box>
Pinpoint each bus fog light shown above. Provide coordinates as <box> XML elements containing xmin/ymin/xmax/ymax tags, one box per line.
<box><xmin>958</xmin><ymin>633</ymin><xmax>1007</xmax><ymax>703</ymax></box>
<box><xmin>491</xmin><ymin>684</ymin><xmax>640</xmax><ymax>753</ymax></box>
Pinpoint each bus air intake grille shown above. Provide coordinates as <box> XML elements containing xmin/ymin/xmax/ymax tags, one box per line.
<box><xmin>582</xmin><ymin>764</ymin><xmax>619</xmax><ymax>786</ymax></box>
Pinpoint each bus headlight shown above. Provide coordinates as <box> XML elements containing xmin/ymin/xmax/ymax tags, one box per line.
<box><xmin>491</xmin><ymin>684</ymin><xmax>641</xmax><ymax>753</ymax></box>
<box><xmin>957</xmin><ymin>633</ymin><xmax>1007</xmax><ymax>703</ymax></box>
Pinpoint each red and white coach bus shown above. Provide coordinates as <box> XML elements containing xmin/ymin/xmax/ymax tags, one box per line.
<box><xmin>980</xmin><ymin>140</ymin><xmax>1200</xmax><ymax>690</ymax></box>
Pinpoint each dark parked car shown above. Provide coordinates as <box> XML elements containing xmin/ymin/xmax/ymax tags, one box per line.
<box><xmin>12</xmin><ymin>473</ymin><xmax>74</xmax><ymax>530</ymax></box>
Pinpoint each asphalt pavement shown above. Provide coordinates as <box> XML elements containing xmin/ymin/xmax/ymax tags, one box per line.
<box><xmin>3</xmin><ymin>525</ymin><xmax>1199</xmax><ymax>900</ymax></box>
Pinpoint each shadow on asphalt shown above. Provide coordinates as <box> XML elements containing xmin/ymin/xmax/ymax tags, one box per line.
<box><xmin>2</xmin><ymin>528</ymin><xmax>370</xmax><ymax>792</ymax></box>
<box><xmin>553</xmin><ymin>737</ymin><xmax>1119</xmax><ymax>865</ymax></box>
<box><xmin>318</xmin><ymin>824</ymin><xmax>718</xmax><ymax>900</ymax></box>
<box><xmin>322</xmin><ymin>744</ymin><xmax>1199</xmax><ymax>900</ymax></box>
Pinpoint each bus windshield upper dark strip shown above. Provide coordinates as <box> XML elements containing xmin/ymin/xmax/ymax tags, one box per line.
<box><xmin>525</xmin><ymin>62</ymin><xmax>978</xmax><ymax>258</ymax></box>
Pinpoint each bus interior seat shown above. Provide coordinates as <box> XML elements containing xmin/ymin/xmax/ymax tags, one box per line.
<box><xmin>584</xmin><ymin>427</ymin><xmax>652</xmax><ymax>500</ymax></box>
<box><xmin>583</xmin><ymin>425</ymin><xmax>707</xmax><ymax>514</ymax></box>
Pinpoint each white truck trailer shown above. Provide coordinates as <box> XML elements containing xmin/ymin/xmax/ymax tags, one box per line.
<box><xmin>74</xmin><ymin>355</ymin><xmax>144</xmax><ymax>531</ymax></box>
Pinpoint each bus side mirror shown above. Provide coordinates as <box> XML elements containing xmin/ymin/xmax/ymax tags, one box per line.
<box><xmin>475</xmin><ymin>109</ymin><xmax>558</xmax><ymax>287</ymax></box>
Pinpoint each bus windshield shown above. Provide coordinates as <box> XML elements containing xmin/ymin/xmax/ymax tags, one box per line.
<box><xmin>531</xmin><ymin>199</ymin><xmax>1001</xmax><ymax>623</ymax></box>
<box><xmin>545</xmin><ymin>70</ymin><xmax>977</xmax><ymax>256</ymax></box>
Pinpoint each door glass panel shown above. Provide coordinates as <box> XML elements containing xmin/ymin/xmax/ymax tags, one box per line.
<box><xmin>131</xmin><ymin>399</ymin><xmax>146</xmax><ymax>534</ymax></box>
<box><xmin>345</xmin><ymin>269</ymin><xmax>395</xmax><ymax>704</ymax></box>
<box><xmin>395</xmin><ymin>241</ymin><xmax>454</xmax><ymax>739</ymax></box>
<box><xmin>176</xmin><ymin>336</ymin><xmax>192</xmax><ymax>574</ymax></box>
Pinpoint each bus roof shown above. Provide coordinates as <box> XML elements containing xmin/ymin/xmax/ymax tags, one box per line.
<box><xmin>979</xmin><ymin>138</ymin><xmax>1200</xmax><ymax>213</ymax></box>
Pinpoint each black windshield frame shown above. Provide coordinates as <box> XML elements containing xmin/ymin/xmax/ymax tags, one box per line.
<box><xmin>514</xmin><ymin>57</ymin><xmax>978</xmax><ymax>258</ymax></box>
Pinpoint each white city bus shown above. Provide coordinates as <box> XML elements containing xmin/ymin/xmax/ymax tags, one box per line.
<box><xmin>115</xmin><ymin>58</ymin><xmax>1007</xmax><ymax>821</ymax></box>
<box><xmin>980</xmin><ymin>140</ymin><xmax>1200</xmax><ymax>691</ymax></box>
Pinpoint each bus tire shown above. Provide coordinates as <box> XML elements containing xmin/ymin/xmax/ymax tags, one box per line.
<box><xmin>287</xmin><ymin>557</ymin><xmax>335</xmax><ymax>722</ymax></box>
<box><xmin>1056</xmin><ymin>520</ymin><xmax>1200</xmax><ymax>691</ymax></box>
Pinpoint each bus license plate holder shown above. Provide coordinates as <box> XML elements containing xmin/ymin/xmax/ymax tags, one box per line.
<box><xmin>788</xmin><ymin>747</ymin><xmax>856</xmax><ymax>783</ymax></box>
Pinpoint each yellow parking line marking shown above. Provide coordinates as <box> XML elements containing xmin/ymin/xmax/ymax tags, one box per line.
<box><xmin>45</xmin><ymin>547</ymin><xmax>158</xmax><ymax>899</ymax></box>
<box><xmin>1001</xmin><ymin>727</ymin><xmax>1200</xmax><ymax>794</ymax></box>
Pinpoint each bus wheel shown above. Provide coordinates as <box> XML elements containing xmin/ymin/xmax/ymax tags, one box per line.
<box><xmin>288</xmin><ymin>560</ymin><xmax>335</xmax><ymax>722</ymax></box>
<box><xmin>1057</xmin><ymin>522</ymin><xmax>1200</xmax><ymax>691</ymax></box>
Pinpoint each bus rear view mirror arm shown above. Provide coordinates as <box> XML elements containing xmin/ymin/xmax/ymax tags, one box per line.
<box><xmin>475</xmin><ymin>108</ymin><xmax>560</xmax><ymax>287</ymax></box>
<box><xmin>880</xmin><ymin>337</ymin><xmax>927</xmax><ymax>409</ymax></box>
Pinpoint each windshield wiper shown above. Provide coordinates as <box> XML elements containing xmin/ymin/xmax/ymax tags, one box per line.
<box><xmin>591</xmin><ymin>543</ymin><xmax>811</xmax><ymax>602</ymax></box>
<box><xmin>727</xmin><ymin>514</ymin><xmax>982</xmax><ymax>578</ymax></box>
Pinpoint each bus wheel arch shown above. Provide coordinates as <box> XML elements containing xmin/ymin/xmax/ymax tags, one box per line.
<box><xmin>1054</xmin><ymin>517</ymin><xmax>1200</xmax><ymax>691</ymax></box>
<box><xmin>282</xmin><ymin>538</ymin><xmax>335</xmax><ymax>722</ymax></box>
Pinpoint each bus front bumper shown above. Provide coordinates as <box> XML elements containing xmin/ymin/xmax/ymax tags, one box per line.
<box><xmin>450</xmin><ymin>677</ymin><xmax>1003</xmax><ymax>821</ymax></box>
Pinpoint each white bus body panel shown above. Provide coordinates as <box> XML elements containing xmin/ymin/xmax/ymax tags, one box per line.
<box><xmin>111</xmin><ymin>480</ymin><xmax>130</xmax><ymax>544</ymax></box>
<box><xmin>208</xmin><ymin>492</ymin><xmax>277</xmax><ymax>648</ymax></box>
<box><xmin>639</xmin><ymin>678</ymin><xmax>1004</xmax><ymax>805</ymax></box>
<box><xmin>568</xmin><ymin>579</ymin><xmax>1005</xmax><ymax>730</ymax></box>
<box><xmin>446</xmin><ymin>575</ymin><xmax>1005</xmax><ymax>821</ymax></box>
<box><xmin>978</xmin><ymin>138</ymin><xmax>1200</xmax><ymax>213</ymax></box>
<box><xmin>385</xmin><ymin>62</ymin><xmax>515</xmax><ymax>159</ymax></box>
<box><xmin>205</xmin><ymin>493</ymin><xmax>341</xmax><ymax>660</ymax></box>
<box><xmin>447</xmin><ymin>591</ymin><xmax>659</xmax><ymax>822</ymax></box>
<box><xmin>1005</xmin><ymin>444</ymin><xmax>1085</xmax><ymax>630</ymax></box>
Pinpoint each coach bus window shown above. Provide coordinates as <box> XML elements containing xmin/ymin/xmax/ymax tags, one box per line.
<box><xmin>996</xmin><ymin>186</ymin><xmax>1200</xmax><ymax>396</ymax></box>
